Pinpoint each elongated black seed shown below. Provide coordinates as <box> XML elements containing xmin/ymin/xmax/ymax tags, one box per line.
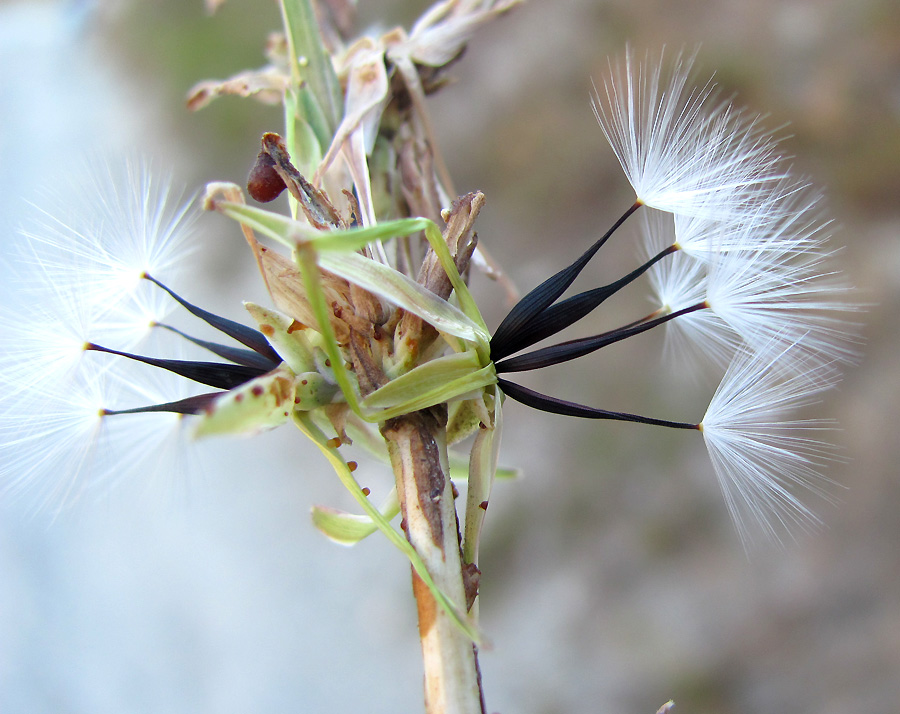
<box><xmin>103</xmin><ymin>392</ymin><xmax>221</xmax><ymax>416</ymax></box>
<box><xmin>493</xmin><ymin>243</ymin><xmax>677</xmax><ymax>359</ymax></box>
<box><xmin>490</xmin><ymin>202</ymin><xmax>641</xmax><ymax>359</ymax></box>
<box><xmin>497</xmin><ymin>378</ymin><xmax>698</xmax><ymax>430</ymax></box>
<box><xmin>85</xmin><ymin>343</ymin><xmax>269</xmax><ymax>390</ymax></box>
<box><xmin>495</xmin><ymin>302</ymin><xmax>706</xmax><ymax>373</ymax></box>
<box><xmin>143</xmin><ymin>274</ymin><xmax>281</xmax><ymax>364</ymax></box>
<box><xmin>154</xmin><ymin>323</ymin><xmax>279</xmax><ymax>370</ymax></box>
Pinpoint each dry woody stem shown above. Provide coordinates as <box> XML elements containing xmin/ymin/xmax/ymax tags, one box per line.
<box><xmin>382</xmin><ymin>408</ymin><xmax>485</xmax><ymax>714</ymax></box>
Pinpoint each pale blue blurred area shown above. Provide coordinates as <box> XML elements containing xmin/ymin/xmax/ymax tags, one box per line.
<box><xmin>0</xmin><ymin>1</ymin><xmax>116</xmax><ymax>209</ymax></box>
<box><xmin>0</xmin><ymin>3</ymin><xmax>418</xmax><ymax>712</ymax></box>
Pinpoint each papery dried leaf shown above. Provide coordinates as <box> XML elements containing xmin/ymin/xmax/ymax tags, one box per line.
<box><xmin>398</xmin><ymin>125</ymin><xmax>443</xmax><ymax>223</ymax></box>
<box><xmin>339</xmin><ymin>49</ymin><xmax>392</xmax><ymax>225</ymax></box>
<box><xmin>419</xmin><ymin>192</ymin><xmax>482</xmax><ymax>298</ymax></box>
<box><xmin>406</xmin><ymin>0</ymin><xmax>521</xmax><ymax>68</ymax></box>
<box><xmin>396</xmin><ymin>192</ymin><xmax>482</xmax><ymax>359</ymax></box>
<box><xmin>187</xmin><ymin>68</ymin><xmax>288</xmax><ymax>111</ymax></box>
<box><xmin>314</xmin><ymin>39</ymin><xmax>393</xmax><ymax>227</ymax></box>
<box><xmin>257</xmin><ymin>246</ymin><xmax>352</xmax><ymax>344</ymax></box>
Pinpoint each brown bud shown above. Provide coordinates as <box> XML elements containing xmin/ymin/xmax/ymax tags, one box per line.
<box><xmin>247</xmin><ymin>149</ymin><xmax>286</xmax><ymax>203</ymax></box>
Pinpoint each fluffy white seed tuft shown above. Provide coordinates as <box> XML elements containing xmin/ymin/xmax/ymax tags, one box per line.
<box><xmin>700</xmin><ymin>342</ymin><xmax>843</xmax><ymax>547</ymax></box>
<box><xmin>14</xmin><ymin>159</ymin><xmax>196</xmax><ymax>320</ymax></box>
<box><xmin>703</xmin><ymin>238</ymin><xmax>861</xmax><ymax>373</ymax></box>
<box><xmin>593</xmin><ymin>47</ymin><xmax>794</xmax><ymax>221</ymax></box>
<box><xmin>1</xmin><ymin>160</ymin><xmax>203</xmax><ymax>510</ymax></box>
<box><xmin>639</xmin><ymin>192</ymin><xmax>859</xmax><ymax>374</ymax></box>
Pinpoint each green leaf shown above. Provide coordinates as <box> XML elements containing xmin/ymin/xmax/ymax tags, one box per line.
<box><xmin>279</xmin><ymin>0</ymin><xmax>342</xmax><ymax>149</ymax></box>
<box><xmin>294</xmin><ymin>243</ymin><xmax>364</xmax><ymax>415</ymax></box>
<box><xmin>210</xmin><ymin>200</ymin><xmax>317</xmax><ymax>246</ymax></box>
<box><xmin>447</xmin><ymin>397</ymin><xmax>489</xmax><ymax>445</ymax></box>
<box><xmin>311</xmin><ymin>489</ymin><xmax>401</xmax><ymax>545</ymax></box>
<box><xmin>362</xmin><ymin>360</ymin><xmax>497</xmax><ymax>421</ymax></box>
<box><xmin>318</xmin><ymin>250</ymin><xmax>486</xmax><ymax>344</ymax></box>
<box><xmin>368</xmin><ymin>351</ymin><xmax>480</xmax><ymax>407</ymax></box>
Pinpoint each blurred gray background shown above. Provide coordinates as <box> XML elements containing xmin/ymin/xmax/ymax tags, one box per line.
<box><xmin>1</xmin><ymin>0</ymin><xmax>898</xmax><ymax>712</ymax></box>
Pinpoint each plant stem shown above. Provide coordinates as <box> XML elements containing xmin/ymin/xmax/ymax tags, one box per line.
<box><xmin>381</xmin><ymin>408</ymin><xmax>485</xmax><ymax>714</ymax></box>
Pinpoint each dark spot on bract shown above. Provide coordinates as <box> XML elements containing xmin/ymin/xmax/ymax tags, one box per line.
<box><xmin>251</xmin><ymin>385</ymin><xmax>264</xmax><ymax>396</ymax></box>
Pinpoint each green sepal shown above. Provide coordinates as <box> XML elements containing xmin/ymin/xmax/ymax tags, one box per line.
<box><xmin>447</xmin><ymin>396</ymin><xmax>491</xmax><ymax>445</ymax></box>
<box><xmin>294</xmin><ymin>243</ymin><xmax>363</xmax><ymax>415</ymax></box>
<box><xmin>244</xmin><ymin>302</ymin><xmax>317</xmax><ymax>373</ymax></box>
<box><xmin>194</xmin><ymin>365</ymin><xmax>297</xmax><ymax>437</ymax></box>
<box><xmin>362</xmin><ymin>352</ymin><xmax>497</xmax><ymax>420</ymax></box>
<box><xmin>462</xmin><ymin>386</ymin><xmax>503</xmax><ymax>569</ymax></box>
<box><xmin>293</xmin><ymin>371</ymin><xmax>338</xmax><ymax>410</ymax></box>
